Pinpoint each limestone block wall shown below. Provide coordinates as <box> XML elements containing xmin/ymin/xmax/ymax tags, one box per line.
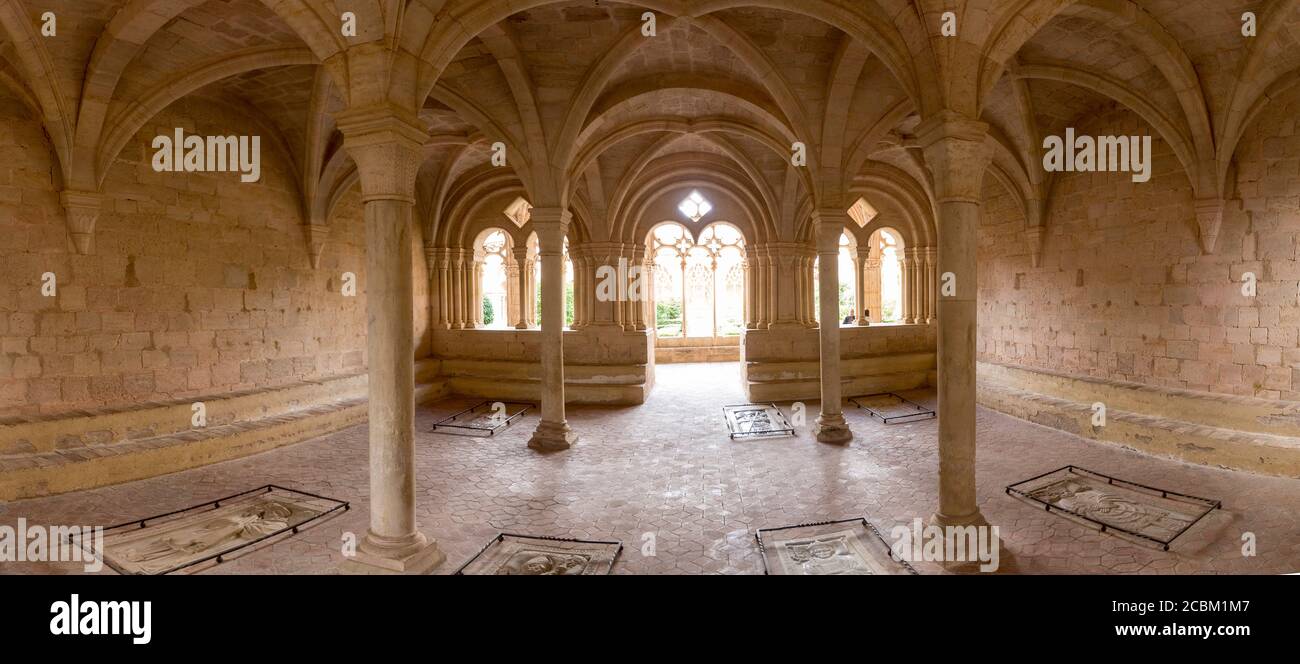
<box><xmin>0</xmin><ymin>96</ymin><xmax>430</xmax><ymax>418</ymax></box>
<box><xmin>978</xmin><ymin>98</ymin><xmax>1300</xmax><ymax>401</ymax></box>
<box><xmin>431</xmin><ymin>327</ymin><xmax>654</xmax><ymax>404</ymax></box>
<box><xmin>742</xmin><ymin>324</ymin><xmax>936</xmax><ymax>402</ymax></box>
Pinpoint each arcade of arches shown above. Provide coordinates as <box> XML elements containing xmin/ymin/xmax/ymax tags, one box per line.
<box><xmin>1</xmin><ymin>1</ymin><xmax>1299</xmax><ymax>575</ymax></box>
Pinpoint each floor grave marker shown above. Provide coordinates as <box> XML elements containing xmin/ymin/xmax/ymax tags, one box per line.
<box><xmin>757</xmin><ymin>518</ymin><xmax>918</xmax><ymax>575</ymax></box>
<box><xmin>722</xmin><ymin>403</ymin><xmax>796</xmax><ymax>439</ymax></box>
<box><xmin>456</xmin><ymin>534</ymin><xmax>622</xmax><ymax>575</ymax></box>
<box><xmin>75</xmin><ymin>485</ymin><xmax>348</xmax><ymax>575</ymax></box>
<box><xmin>431</xmin><ymin>401</ymin><xmax>534</xmax><ymax>437</ymax></box>
<box><xmin>851</xmin><ymin>392</ymin><xmax>936</xmax><ymax>424</ymax></box>
<box><xmin>1005</xmin><ymin>466</ymin><xmax>1220</xmax><ymax>550</ymax></box>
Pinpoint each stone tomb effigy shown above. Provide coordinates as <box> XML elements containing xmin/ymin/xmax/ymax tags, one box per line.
<box><xmin>757</xmin><ymin>518</ymin><xmax>918</xmax><ymax>575</ymax></box>
<box><xmin>456</xmin><ymin>534</ymin><xmax>623</xmax><ymax>575</ymax></box>
<box><xmin>722</xmin><ymin>403</ymin><xmax>796</xmax><ymax>439</ymax></box>
<box><xmin>71</xmin><ymin>485</ymin><xmax>349</xmax><ymax>575</ymax></box>
<box><xmin>1006</xmin><ymin>466</ymin><xmax>1221</xmax><ymax>550</ymax></box>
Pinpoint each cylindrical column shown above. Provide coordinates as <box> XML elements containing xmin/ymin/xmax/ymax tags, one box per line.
<box><xmin>917</xmin><ymin>110</ymin><xmax>992</xmax><ymax>530</ymax></box>
<box><xmin>515</xmin><ymin>245</ymin><xmax>531</xmax><ymax>329</ymax></box>
<box><xmin>529</xmin><ymin>208</ymin><xmax>578</xmax><ymax>451</ymax></box>
<box><xmin>812</xmin><ymin>212</ymin><xmax>852</xmax><ymax>444</ymax></box>
<box><xmin>336</xmin><ymin>104</ymin><xmax>443</xmax><ymax>573</ymax></box>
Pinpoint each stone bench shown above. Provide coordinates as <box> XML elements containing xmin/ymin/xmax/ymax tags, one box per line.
<box><xmin>0</xmin><ymin>360</ymin><xmax>448</xmax><ymax>500</ymax></box>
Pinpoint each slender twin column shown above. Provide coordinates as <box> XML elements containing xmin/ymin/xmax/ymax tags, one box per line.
<box><xmin>916</xmin><ymin>110</ymin><xmax>992</xmax><ymax>529</ymax></box>
<box><xmin>514</xmin><ymin>244</ymin><xmax>533</xmax><ymax>329</ymax></box>
<box><xmin>528</xmin><ymin>208</ymin><xmax>578</xmax><ymax>451</ymax></box>
<box><xmin>812</xmin><ymin>210</ymin><xmax>852</xmax><ymax>444</ymax></box>
<box><xmin>336</xmin><ymin>105</ymin><xmax>444</xmax><ymax>573</ymax></box>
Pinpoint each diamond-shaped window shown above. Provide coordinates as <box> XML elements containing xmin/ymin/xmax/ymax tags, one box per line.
<box><xmin>678</xmin><ymin>191</ymin><xmax>713</xmax><ymax>223</ymax></box>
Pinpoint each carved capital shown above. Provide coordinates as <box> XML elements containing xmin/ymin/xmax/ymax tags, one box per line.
<box><xmin>531</xmin><ymin>207</ymin><xmax>571</xmax><ymax>256</ymax></box>
<box><xmin>335</xmin><ymin>104</ymin><xmax>427</xmax><ymax>203</ymax></box>
<box><xmin>1194</xmin><ymin>198</ymin><xmax>1225</xmax><ymax>255</ymax></box>
<box><xmin>61</xmin><ymin>190</ymin><xmax>103</xmax><ymax>255</ymax></box>
<box><xmin>915</xmin><ymin>110</ymin><xmax>991</xmax><ymax>203</ymax></box>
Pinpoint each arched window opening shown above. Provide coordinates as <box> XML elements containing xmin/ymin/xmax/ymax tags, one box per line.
<box><xmin>813</xmin><ymin>232</ymin><xmax>858</xmax><ymax>324</ymax></box>
<box><xmin>879</xmin><ymin>230</ymin><xmax>903</xmax><ymax>323</ymax></box>
<box><xmin>478</xmin><ymin>229</ymin><xmax>511</xmax><ymax>329</ymax></box>
<box><xmin>650</xmin><ymin>222</ymin><xmax>745</xmax><ymax>341</ymax></box>
<box><xmin>534</xmin><ymin>236</ymin><xmax>575</xmax><ymax>328</ymax></box>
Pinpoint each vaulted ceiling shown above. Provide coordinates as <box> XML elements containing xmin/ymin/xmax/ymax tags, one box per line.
<box><xmin>0</xmin><ymin>1</ymin><xmax>1294</xmax><ymax>253</ymax></box>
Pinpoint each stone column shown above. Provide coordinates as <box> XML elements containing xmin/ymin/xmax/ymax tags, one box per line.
<box><xmin>858</xmin><ymin>246</ymin><xmax>879</xmax><ymax>325</ymax></box>
<box><xmin>924</xmin><ymin>247</ymin><xmax>938</xmax><ymax>324</ymax></box>
<box><xmin>336</xmin><ymin>104</ymin><xmax>444</xmax><ymax>573</ymax></box>
<box><xmin>529</xmin><ymin>208</ymin><xmax>578</xmax><ymax>451</ymax></box>
<box><xmin>812</xmin><ymin>210</ymin><xmax>852</xmax><ymax>444</ymax></box>
<box><xmin>525</xmin><ymin>259</ymin><xmax>538</xmax><ymax>327</ymax></box>
<box><xmin>448</xmin><ymin>253</ymin><xmax>463</xmax><ymax>329</ymax></box>
<box><xmin>514</xmin><ymin>244</ymin><xmax>531</xmax><ymax>329</ymax></box>
<box><xmin>506</xmin><ymin>258</ymin><xmax>520</xmax><ymax>328</ymax></box>
<box><xmin>917</xmin><ymin>110</ymin><xmax>992</xmax><ymax>529</ymax></box>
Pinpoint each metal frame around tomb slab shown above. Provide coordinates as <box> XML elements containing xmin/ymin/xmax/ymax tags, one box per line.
<box><xmin>851</xmin><ymin>392</ymin><xmax>936</xmax><ymax>424</ymax></box>
<box><xmin>431</xmin><ymin>401</ymin><xmax>534</xmax><ymax>437</ymax></box>
<box><xmin>756</xmin><ymin>518</ymin><xmax>919</xmax><ymax>575</ymax></box>
<box><xmin>1005</xmin><ymin>465</ymin><xmax>1221</xmax><ymax>551</ymax></box>
<box><xmin>455</xmin><ymin>533</ymin><xmax>624</xmax><ymax>575</ymax></box>
<box><xmin>722</xmin><ymin>403</ymin><xmax>796</xmax><ymax>440</ymax></box>
<box><xmin>68</xmin><ymin>484</ymin><xmax>349</xmax><ymax>575</ymax></box>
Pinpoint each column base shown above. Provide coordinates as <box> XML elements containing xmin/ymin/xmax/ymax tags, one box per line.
<box><xmin>929</xmin><ymin>510</ymin><xmax>995</xmax><ymax>572</ymax></box>
<box><xmin>814</xmin><ymin>413</ymin><xmax>853</xmax><ymax>444</ymax></box>
<box><xmin>341</xmin><ymin>531</ymin><xmax>445</xmax><ymax>575</ymax></box>
<box><xmin>528</xmin><ymin>420</ymin><xmax>578</xmax><ymax>451</ymax></box>
<box><xmin>930</xmin><ymin>508</ymin><xmax>989</xmax><ymax>529</ymax></box>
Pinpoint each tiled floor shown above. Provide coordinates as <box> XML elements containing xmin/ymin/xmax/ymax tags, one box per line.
<box><xmin>2</xmin><ymin>363</ymin><xmax>1297</xmax><ymax>574</ymax></box>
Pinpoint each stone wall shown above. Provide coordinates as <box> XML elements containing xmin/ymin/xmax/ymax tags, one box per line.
<box><xmin>742</xmin><ymin>324</ymin><xmax>936</xmax><ymax>402</ymax></box>
<box><xmin>431</xmin><ymin>327</ymin><xmax>654</xmax><ymax>404</ymax></box>
<box><xmin>977</xmin><ymin>97</ymin><xmax>1300</xmax><ymax>400</ymax></box>
<box><xmin>0</xmin><ymin>94</ymin><xmax>430</xmax><ymax>418</ymax></box>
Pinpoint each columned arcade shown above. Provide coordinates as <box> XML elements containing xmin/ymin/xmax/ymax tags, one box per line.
<box><xmin>1</xmin><ymin>1</ymin><xmax>1298</xmax><ymax>577</ymax></box>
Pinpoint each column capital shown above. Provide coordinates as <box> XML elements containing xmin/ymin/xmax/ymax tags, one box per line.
<box><xmin>335</xmin><ymin>103</ymin><xmax>428</xmax><ymax>203</ymax></box>
<box><xmin>915</xmin><ymin>110</ymin><xmax>991</xmax><ymax>203</ymax></box>
<box><xmin>530</xmin><ymin>207</ymin><xmax>572</xmax><ymax>254</ymax></box>
<box><xmin>813</xmin><ymin>218</ymin><xmax>843</xmax><ymax>254</ymax></box>
<box><xmin>61</xmin><ymin>189</ymin><xmax>103</xmax><ymax>255</ymax></box>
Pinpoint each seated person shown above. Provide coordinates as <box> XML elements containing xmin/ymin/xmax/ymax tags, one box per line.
<box><xmin>842</xmin><ymin>312</ymin><xmax>856</xmax><ymax>325</ymax></box>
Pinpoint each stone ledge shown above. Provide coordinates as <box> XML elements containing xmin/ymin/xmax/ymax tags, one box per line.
<box><xmin>0</xmin><ymin>366</ymin><xmax>449</xmax><ymax>500</ymax></box>
<box><xmin>978</xmin><ymin>361</ymin><xmax>1300</xmax><ymax>438</ymax></box>
<box><xmin>977</xmin><ymin>365</ymin><xmax>1300</xmax><ymax>478</ymax></box>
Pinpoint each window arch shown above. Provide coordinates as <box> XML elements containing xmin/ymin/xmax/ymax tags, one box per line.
<box><xmin>649</xmin><ymin>222</ymin><xmax>746</xmax><ymax>341</ymax></box>
<box><xmin>877</xmin><ymin>229</ymin><xmax>903</xmax><ymax>323</ymax></box>
<box><xmin>475</xmin><ymin>229</ymin><xmax>511</xmax><ymax>329</ymax></box>
<box><xmin>813</xmin><ymin>232</ymin><xmax>858</xmax><ymax>324</ymax></box>
<box><xmin>533</xmin><ymin>234</ymin><xmax>575</xmax><ymax>328</ymax></box>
